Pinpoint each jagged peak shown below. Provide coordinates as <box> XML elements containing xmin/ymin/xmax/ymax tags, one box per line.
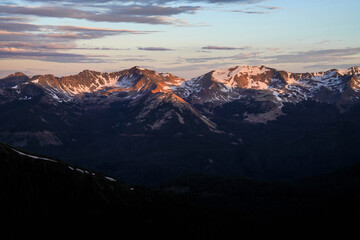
<box><xmin>125</xmin><ymin>66</ymin><xmax>159</xmax><ymax>78</ymax></box>
<box><xmin>211</xmin><ymin>65</ymin><xmax>275</xmax><ymax>78</ymax></box>
<box><xmin>78</xmin><ymin>69</ymin><xmax>100</xmax><ymax>75</ymax></box>
<box><xmin>134</xmin><ymin>66</ymin><xmax>145</xmax><ymax>70</ymax></box>
<box><xmin>206</xmin><ymin>65</ymin><xmax>273</xmax><ymax>89</ymax></box>
<box><xmin>212</xmin><ymin>65</ymin><xmax>269</xmax><ymax>73</ymax></box>
<box><xmin>350</xmin><ymin>66</ymin><xmax>360</xmax><ymax>75</ymax></box>
<box><xmin>3</xmin><ymin>72</ymin><xmax>28</xmax><ymax>79</ymax></box>
<box><xmin>308</xmin><ymin>67</ymin><xmax>360</xmax><ymax>76</ymax></box>
<box><xmin>0</xmin><ymin>72</ymin><xmax>30</xmax><ymax>88</ymax></box>
<box><xmin>128</xmin><ymin>66</ymin><xmax>147</xmax><ymax>72</ymax></box>
<box><xmin>207</xmin><ymin>65</ymin><xmax>360</xmax><ymax>83</ymax></box>
<box><xmin>40</xmin><ymin>74</ymin><xmax>57</xmax><ymax>79</ymax></box>
<box><xmin>209</xmin><ymin>65</ymin><xmax>360</xmax><ymax>78</ymax></box>
<box><xmin>179</xmin><ymin>65</ymin><xmax>360</xmax><ymax>99</ymax></box>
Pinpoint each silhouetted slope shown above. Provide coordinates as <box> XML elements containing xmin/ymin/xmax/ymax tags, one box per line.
<box><xmin>0</xmin><ymin>143</ymin><xmax>204</xmax><ymax>238</ymax></box>
<box><xmin>1</xmin><ymin>143</ymin><xmax>360</xmax><ymax>238</ymax></box>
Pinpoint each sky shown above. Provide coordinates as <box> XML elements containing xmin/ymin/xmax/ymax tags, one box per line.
<box><xmin>0</xmin><ymin>0</ymin><xmax>359</xmax><ymax>79</ymax></box>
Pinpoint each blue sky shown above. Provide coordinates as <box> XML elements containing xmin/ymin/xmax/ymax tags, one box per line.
<box><xmin>0</xmin><ymin>0</ymin><xmax>359</xmax><ymax>78</ymax></box>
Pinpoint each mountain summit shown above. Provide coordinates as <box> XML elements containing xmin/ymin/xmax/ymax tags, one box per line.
<box><xmin>25</xmin><ymin>66</ymin><xmax>185</xmax><ymax>97</ymax></box>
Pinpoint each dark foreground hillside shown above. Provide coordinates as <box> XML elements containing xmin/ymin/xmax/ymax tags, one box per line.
<box><xmin>1</xmin><ymin>143</ymin><xmax>359</xmax><ymax>238</ymax></box>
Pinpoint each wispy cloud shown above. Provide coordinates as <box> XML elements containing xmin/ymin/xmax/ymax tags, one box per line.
<box><xmin>0</xmin><ymin>42</ymin><xmax>77</xmax><ymax>50</ymax></box>
<box><xmin>0</xmin><ymin>16</ymin><xmax>154</xmax><ymax>63</ymax></box>
<box><xmin>107</xmin><ymin>5</ymin><xmax>201</xmax><ymax>16</ymax></box>
<box><xmin>1</xmin><ymin>17</ymin><xmax>152</xmax><ymax>35</ymax></box>
<box><xmin>304</xmin><ymin>63</ymin><xmax>359</xmax><ymax>70</ymax></box>
<box><xmin>264</xmin><ymin>48</ymin><xmax>360</xmax><ymax>64</ymax></box>
<box><xmin>232</xmin><ymin>10</ymin><xmax>267</xmax><ymax>14</ymax></box>
<box><xmin>316</xmin><ymin>39</ymin><xmax>343</xmax><ymax>44</ymax></box>
<box><xmin>0</xmin><ymin>42</ymin><xmax>128</xmax><ymax>51</ymax></box>
<box><xmin>184</xmin><ymin>51</ymin><xmax>259</xmax><ymax>63</ymax></box>
<box><xmin>120</xmin><ymin>57</ymin><xmax>154</xmax><ymax>62</ymax></box>
<box><xmin>0</xmin><ymin>26</ymin><xmax>151</xmax><ymax>42</ymax></box>
<box><xmin>138</xmin><ymin>47</ymin><xmax>173</xmax><ymax>51</ymax></box>
<box><xmin>0</xmin><ymin>4</ymin><xmax>201</xmax><ymax>25</ymax></box>
<box><xmin>0</xmin><ymin>17</ymin><xmax>42</xmax><ymax>32</ymax></box>
<box><xmin>202</xmin><ymin>45</ymin><xmax>245</xmax><ymax>50</ymax></box>
<box><xmin>0</xmin><ymin>47</ymin><xmax>108</xmax><ymax>63</ymax></box>
<box><xmin>21</xmin><ymin>0</ymin><xmax>266</xmax><ymax>4</ymax></box>
<box><xmin>256</xmin><ymin>5</ymin><xmax>281</xmax><ymax>10</ymax></box>
<box><xmin>231</xmin><ymin>4</ymin><xmax>281</xmax><ymax>14</ymax></box>
<box><xmin>1</xmin><ymin>1</ymin><xmax>269</xmax><ymax>25</ymax></box>
<box><xmin>51</xmin><ymin>25</ymin><xmax>153</xmax><ymax>38</ymax></box>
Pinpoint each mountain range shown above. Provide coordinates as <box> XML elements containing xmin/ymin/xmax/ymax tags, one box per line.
<box><xmin>1</xmin><ymin>65</ymin><xmax>360</xmax><ymax>186</ymax></box>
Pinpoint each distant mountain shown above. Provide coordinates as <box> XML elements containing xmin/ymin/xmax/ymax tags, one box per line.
<box><xmin>176</xmin><ymin>66</ymin><xmax>360</xmax><ymax>121</ymax></box>
<box><xmin>1</xmin><ymin>65</ymin><xmax>360</xmax><ymax>186</ymax></box>
<box><xmin>0</xmin><ymin>72</ymin><xmax>30</xmax><ymax>88</ymax></box>
<box><xmin>31</xmin><ymin>66</ymin><xmax>184</xmax><ymax>96</ymax></box>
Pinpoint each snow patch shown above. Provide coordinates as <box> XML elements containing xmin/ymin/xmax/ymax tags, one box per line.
<box><xmin>11</xmin><ymin>148</ymin><xmax>57</xmax><ymax>163</ymax></box>
<box><xmin>116</xmin><ymin>74</ymin><xmax>138</xmax><ymax>89</ymax></box>
<box><xmin>105</xmin><ymin>176</ymin><xmax>117</xmax><ymax>182</ymax></box>
<box><xmin>19</xmin><ymin>96</ymin><xmax>32</xmax><ymax>101</ymax></box>
<box><xmin>176</xmin><ymin>112</ymin><xmax>185</xmax><ymax>124</ymax></box>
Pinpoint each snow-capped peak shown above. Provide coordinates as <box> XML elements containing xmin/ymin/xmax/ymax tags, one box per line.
<box><xmin>210</xmin><ymin>65</ymin><xmax>271</xmax><ymax>89</ymax></box>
